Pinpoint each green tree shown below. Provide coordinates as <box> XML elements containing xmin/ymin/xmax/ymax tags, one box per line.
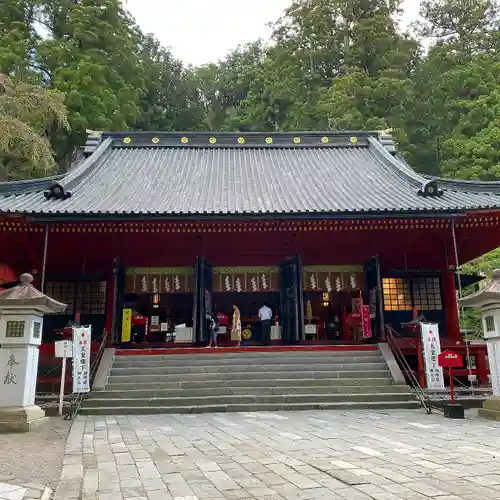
<box><xmin>134</xmin><ymin>33</ymin><xmax>205</xmax><ymax>132</ymax></box>
<box><xmin>403</xmin><ymin>0</ymin><xmax>500</xmax><ymax>177</ymax></box>
<box><xmin>34</xmin><ymin>0</ymin><xmax>143</xmax><ymax>168</ymax></box>
<box><xmin>0</xmin><ymin>74</ymin><xmax>69</xmax><ymax>181</ymax></box>
<box><xmin>0</xmin><ymin>0</ymin><xmax>38</xmax><ymax>77</ymax></box>
<box><xmin>195</xmin><ymin>42</ymin><xmax>267</xmax><ymax>131</ymax></box>
<box><xmin>317</xmin><ymin>0</ymin><xmax>418</xmax><ymax>146</ymax></box>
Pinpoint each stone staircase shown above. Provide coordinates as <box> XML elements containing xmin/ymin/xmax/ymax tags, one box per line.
<box><xmin>80</xmin><ymin>348</ymin><xmax>420</xmax><ymax>415</ymax></box>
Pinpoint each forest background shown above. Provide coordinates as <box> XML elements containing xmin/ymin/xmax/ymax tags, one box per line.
<box><xmin>1</xmin><ymin>0</ymin><xmax>500</xmax><ymax>330</ymax></box>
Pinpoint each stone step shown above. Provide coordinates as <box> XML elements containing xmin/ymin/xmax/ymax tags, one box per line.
<box><xmin>105</xmin><ymin>376</ymin><xmax>394</xmax><ymax>391</ymax></box>
<box><xmin>113</xmin><ymin>354</ymin><xmax>384</xmax><ymax>367</ymax></box>
<box><xmin>110</xmin><ymin>362</ymin><xmax>388</xmax><ymax>375</ymax></box>
<box><xmin>80</xmin><ymin>400</ymin><xmax>421</xmax><ymax>415</ymax></box>
<box><xmin>113</xmin><ymin>350</ymin><xmax>382</xmax><ymax>360</ymax></box>
<box><xmin>107</xmin><ymin>369</ymin><xmax>390</xmax><ymax>383</ymax></box>
<box><xmin>84</xmin><ymin>391</ymin><xmax>416</xmax><ymax>408</ymax></box>
<box><xmin>90</xmin><ymin>384</ymin><xmax>405</xmax><ymax>399</ymax></box>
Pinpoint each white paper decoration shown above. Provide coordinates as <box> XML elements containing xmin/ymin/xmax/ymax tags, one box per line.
<box><xmin>309</xmin><ymin>274</ymin><xmax>317</xmax><ymax>289</ymax></box>
<box><xmin>350</xmin><ymin>274</ymin><xmax>357</xmax><ymax>290</ymax></box>
<box><xmin>251</xmin><ymin>276</ymin><xmax>258</xmax><ymax>291</ymax></box>
<box><xmin>261</xmin><ymin>274</ymin><xmax>268</xmax><ymax>289</ymax></box>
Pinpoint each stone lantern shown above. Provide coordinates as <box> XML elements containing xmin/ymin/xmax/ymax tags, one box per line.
<box><xmin>0</xmin><ymin>273</ymin><xmax>66</xmax><ymax>432</ymax></box>
<box><xmin>458</xmin><ymin>269</ymin><xmax>500</xmax><ymax>421</ymax></box>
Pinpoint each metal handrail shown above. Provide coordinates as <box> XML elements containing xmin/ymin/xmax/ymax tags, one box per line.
<box><xmin>385</xmin><ymin>325</ymin><xmax>433</xmax><ymax>414</ymax></box>
<box><xmin>66</xmin><ymin>329</ymin><xmax>109</xmax><ymax>420</ymax></box>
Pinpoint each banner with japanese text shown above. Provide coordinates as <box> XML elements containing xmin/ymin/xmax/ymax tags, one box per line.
<box><xmin>420</xmin><ymin>323</ymin><xmax>445</xmax><ymax>390</ymax></box>
<box><xmin>361</xmin><ymin>305</ymin><xmax>372</xmax><ymax>339</ymax></box>
<box><xmin>72</xmin><ymin>326</ymin><xmax>91</xmax><ymax>393</ymax></box>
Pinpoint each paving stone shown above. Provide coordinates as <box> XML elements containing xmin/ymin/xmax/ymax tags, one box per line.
<box><xmin>45</xmin><ymin>409</ymin><xmax>500</xmax><ymax>500</ymax></box>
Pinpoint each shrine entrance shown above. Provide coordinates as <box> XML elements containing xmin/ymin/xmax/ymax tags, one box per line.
<box><xmin>210</xmin><ymin>266</ymin><xmax>281</xmax><ymax>345</ymax></box>
<box><xmin>121</xmin><ymin>266</ymin><xmax>196</xmax><ymax>345</ymax></box>
<box><xmin>118</xmin><ymin>255</ymin><xmax>382</xmax><ymax>347</ymax></box>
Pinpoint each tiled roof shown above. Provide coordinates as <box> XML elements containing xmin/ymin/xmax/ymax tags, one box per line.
<box><xmin>1</xmin><ymin>131</ymin><xmax>500</xmax><ymax>218</ymax></box>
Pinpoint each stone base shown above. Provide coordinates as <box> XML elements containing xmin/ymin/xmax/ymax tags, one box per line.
<box><xmin>478</xmin><ymin>397</ymin><xmax>500</xmax><ymax>422</ymax></box>
<box><xmin>443</xmin><ymin>403</ymin><xmax>465</xmax><ymax>419</ymax></box>
<box><xmin>0</xmin><ymin>405</ymin><xmax>47</xmax><ymax>433</ymax></box>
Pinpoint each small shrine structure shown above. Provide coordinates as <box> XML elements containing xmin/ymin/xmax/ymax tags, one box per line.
<box><xmin>0</xmin><ymin>273</ymin><xmax>66</xmax><ymax>432</ymax></box>
<box><xmin>459</xmin><ymin>270</ymin><xmax>500</xmax><ymax>420</ymax></box>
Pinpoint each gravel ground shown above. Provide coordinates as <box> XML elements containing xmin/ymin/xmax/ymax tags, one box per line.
<box><xmin>0</xmin><ymin>417</ymin><xmax>70</xmax><ymax>491</ymax></box>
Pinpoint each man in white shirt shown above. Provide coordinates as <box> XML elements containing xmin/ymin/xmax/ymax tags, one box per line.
<box><xmin>258</xmin><ymin>304</ymin><xmax>273</xmax><ymax>346</ymax></box>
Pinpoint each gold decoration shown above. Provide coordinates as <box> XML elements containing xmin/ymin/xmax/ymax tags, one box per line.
<box><xmin>293</xmin><ymin>137</ymin><xmax>301</xmax><ymax>144</ymax></box>
<box><xmin>181</xmin><ymin>136</ymin><xmax>189</xmax><ymax>144</ymax></box>
<box><xmin>321</xmin><ymin>136</ymin><xmax>329</xmax><ymax>143</ymax></box>
<box><xmin>123</xmin><ymin>137</ymin><xmax>131</xmax><ymax>144</ymax></box>
<box><xmin>152</xmin><ymin>137</ymin><xmax>160</xmax><ymax>144</ymax></box>
<box><xmin>265</xmin><ymin>137</ymin><xmax>273</xmax><ymax>144</ymax></box>
<box><xmin>350</xmin><ymin>136</ymin><xmax>358</xmax><ymax>144</ymax></box>
<box><xmin>237</xmin><ymin>137</ymin><xmax>245</xmax><ymax>144</ymax></box>
<box><xmin>209</xmin><ymin>136</ymin><xmax>217</xmax><ymax>144</ymax></box>
<box><xmin>242</xmin><ymin>329</ymin><xmax>252</xmax><ymax>340</ymax></box>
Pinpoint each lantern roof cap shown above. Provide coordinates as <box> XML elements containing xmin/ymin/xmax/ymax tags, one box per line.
<box><xmin>0</xmin><ymin>273</ymin><xmax>67</xmax><ymax>313</ymax></box>
<box><xmin>458</xmin><ymin>270</ymin><xmax>500</xmax><ymax>308</ymax></box>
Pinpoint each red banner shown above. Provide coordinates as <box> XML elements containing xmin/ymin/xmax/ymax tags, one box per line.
<box><xmin>361</xmin><ymin>305</ymin><xmax>372</xmax><ymax>339</ymax></box>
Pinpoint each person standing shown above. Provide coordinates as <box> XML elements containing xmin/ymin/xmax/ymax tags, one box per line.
<box><xmin>259</xmin><ymin>303</ymin><xmax>273</xmax><ymax>346</ymax></box>
<box><xmin>207</xmin><ymin>313</ymin><xmax>219</xmax><ymax>348</ymax></box>
<box><xmin>232</xmin><ymin>304</ymin><xmax>242</xmax><ymax>347</ymax></box>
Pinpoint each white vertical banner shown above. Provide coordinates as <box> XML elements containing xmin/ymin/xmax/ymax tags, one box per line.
<box><xmin>420</xmin><ymin>323</ymin><xmax>445</xmax><ymax>390</ymax></box>
<box><xmin>72</xmin><ymin>326</ymin><xmax>91</xmax><ymax>393</ymax></box>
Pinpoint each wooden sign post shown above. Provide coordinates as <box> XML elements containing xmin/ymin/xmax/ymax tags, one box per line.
<box><xmin>54</xmin><ymin>340</ymin><xmax>73</xmax><ymax>416</ymax></box>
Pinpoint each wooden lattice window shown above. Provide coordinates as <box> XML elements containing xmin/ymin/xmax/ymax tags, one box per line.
<box><xmin>382</xmin><ymin>278</ymin><xmax>412</xmax><ymax>311</ymax></box>
<box><xmin>383</xmin><ymin>277</ymin><xmax>442</xmax><ymax>312</ymax></box>
<box><xmin>46</xmin><ymin>281</ymin><xmax>106</xmax><ymax>315</ymax></box>
<box><xmin>46</xmin><ymin>282</ymin><xmax>76</xmax><ymax>314</ymax></box>
<box><xmin>75</xmin><ymin>282</ymin><xmax>107</xmax><ymax>315</ymax></box>
<box><xmin>412</xmin><ymin>278</ymin><xmax>442</xmax><ymax>312</ymax></box>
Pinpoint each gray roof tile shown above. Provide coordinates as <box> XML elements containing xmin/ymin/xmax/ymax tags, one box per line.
<box><xmin>1</xmin><ymin>131</ymin><xmax>500</xmax><ymax>218</ymax></box>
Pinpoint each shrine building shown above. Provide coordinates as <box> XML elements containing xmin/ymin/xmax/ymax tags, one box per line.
<box><xmin>1</xmin><ymin>131</ymin><xmax>500</xmax><ymax>355</ymax></box>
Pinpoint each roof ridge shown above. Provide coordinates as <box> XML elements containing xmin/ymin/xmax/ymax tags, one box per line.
<box><xmin>0</xmin><ymin>175</ymin><xmax>65</xmax><ymax>195</ymax></box>
<box><xmin>368</xmin><ymin>137</ymin><xmax>443</xmax><ymax>198</ymax></box>
<box><xmin>431</xmin><ymin>176</ymin><xmax>500</xmax><ymax>194</ymax></box>
<box><xmin>44</xmin><ymin>138</ymin><xmax>113</xmax><ymax>200</ymax></box>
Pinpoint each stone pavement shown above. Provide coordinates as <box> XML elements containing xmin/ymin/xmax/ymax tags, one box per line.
<box><xmin>55</xmin><ymin>409</ymin><xmax>500</xmax><ymax>500</ymax></box>
<box><xmin>0</xmin><ymin>417</ymin><xmax>70</xmax><ymax>492</ymax></box>
<box><xmin>0</xmin><ymin>482</ymin><xmax>51</xmax><ymax>500</ymax></box>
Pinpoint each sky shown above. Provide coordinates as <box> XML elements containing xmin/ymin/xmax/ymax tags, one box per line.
<box><xmin>125</xmin><ymin>0</ymin><xmax>422</xmax><ymax>67</ymax></box>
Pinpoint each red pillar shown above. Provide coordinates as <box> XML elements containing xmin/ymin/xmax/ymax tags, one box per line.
<box><xmin>476</xmin><ymin>347</ymin><xmax>489</xmax><ymax>386</ymax></box>
<box><xmin>443</xmin><ymin>271</ymin><xmax>461</xmax><ymax>342</ymax></box>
